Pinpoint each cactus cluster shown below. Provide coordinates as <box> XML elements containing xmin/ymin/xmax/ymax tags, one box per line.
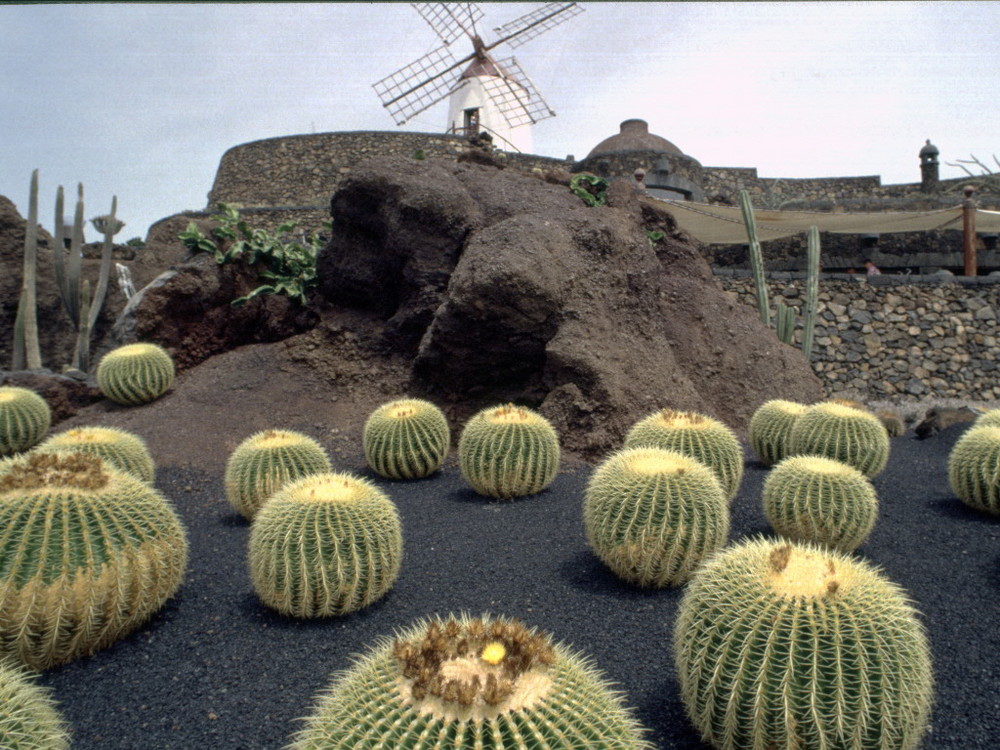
<box><xmin>289</xmin><ymin>613</ymin><xmax>653</xmax><ymax>750</ymax></box>
<box><xmin>0</xmin><ymin>387</ymin><xmax>50</xmax><ymax>457</ymax></box>
<box><xmin>763</xmin><ymin>455</ymin><xmax>878</xmax><ymax>552</ymax></box>
<box><xmin>948</xmin><ymin>424</ymin><xmax>1000</xmax><ymax>515</ymax></box>
<box><xmin>623</xmin><ymin>409</ymin><xmax>743</xmax><ymax>501</ymax></box>
<box><xmin>458</xmin><ymin>403</ymin><xmax>560</xmax><ymax>499</ymax></box>
<box><xmin>248</xmin><ymin>472</ymin><xmax>403</xmax><ymax>617</ymax></box>
<box><xmin>584</xmin><ymin>447</ymin><xmax>729</xmax><ymax>587</ymax></box>
<box><xmin>0</xmin><ymin>452</ymin><xmax>188</xmax><ymax>669</ymax></box>
<box><xmin>37</xmin><ymin>426</ymin><xmax>155</xmax><ymax>483</ymax></box>
<box><xmin>96</xmin><ymin>343</ymin><xmax>175</xmax><ymax>405</ymax></box>
<box><xmin>225</xmin><ymin>429</ymin><xmax>331</xmax><ymax>520</ymax></box>
<box><xmin>0</xmin><ymin>660</ymin><xmax>69</xmax><ymax>750</ymax></box>
<box><xmin>674</xmin><ymin>537</ymin><xmax>933</xmax><ymax>750</ymax></box>
<box><xmin>789</xmin><ymin>401</ymin><xmax>890</xmax><ymax>477</ymax></box>
<box><xmin>748</xmin><ymin>399</ymin><xmax>807</xmax><ymax>466</ymax></box>
<box><xmin>363</xmin><ymin>398</ymin><xmax>450</xmax><ymax>479</ymax></box>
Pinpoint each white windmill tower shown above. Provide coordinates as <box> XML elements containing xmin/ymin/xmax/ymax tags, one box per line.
<box><xmin>373</xmin><ymin>3</ymin><xmax>583</xmax><ymax>154</ymax></box>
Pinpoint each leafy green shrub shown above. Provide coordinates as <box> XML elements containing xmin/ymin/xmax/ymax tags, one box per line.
<box><xmin>178</xmin><ymin>203</ymin><xmax>325</xmax><ymax>306</ymax></box>
<box><xmin>569</xmin><ymin>173</ymin><xmax>609</xmax><ymax>207</ymax></box>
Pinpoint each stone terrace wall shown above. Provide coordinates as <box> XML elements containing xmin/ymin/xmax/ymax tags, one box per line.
<box><xmin>207</xmin><ymin>131</ymin><xmax>569</xmax><ymax>209</ymax></box>
<box><xmin>717</xmin><ymin>271</ymin><xmax>1000</xmax><ymax>402</ymax></box>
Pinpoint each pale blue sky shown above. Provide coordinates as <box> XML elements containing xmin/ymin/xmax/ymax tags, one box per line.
<box><xmin>3</xmin><ymin>2</ymin><xmax>998</xmax><ymax>241</ymax></box>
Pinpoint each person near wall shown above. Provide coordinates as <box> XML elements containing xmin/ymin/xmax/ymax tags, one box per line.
<box><xmin>864</xmin><ymin>261</ymin><xmax>882</xmax><ymax>276</ymax></box>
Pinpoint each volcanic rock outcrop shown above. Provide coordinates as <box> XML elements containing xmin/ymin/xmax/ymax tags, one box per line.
<box><xmin>317</xmin><ymin>156</ymin><xmax>825</xmax><ymax>457</ymax></box>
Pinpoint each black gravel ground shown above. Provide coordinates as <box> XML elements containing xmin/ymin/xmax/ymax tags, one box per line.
<box><xmin>35</xmin><ymin>423</ymin><xmax>1000</xmax><ymax>749</ymax></box>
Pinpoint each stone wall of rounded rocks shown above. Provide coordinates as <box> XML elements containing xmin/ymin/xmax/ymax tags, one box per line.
<box><xmin>716</xmin><ymin>270</ymin><xmax>1000</xmax><ymax>401</ymax></box>
<box><xmin>207</xmin><ymin>131</ymin><xmax>569</xmax><ymax>209</ymax></box>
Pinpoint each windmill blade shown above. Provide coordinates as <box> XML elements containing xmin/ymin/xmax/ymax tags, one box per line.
<box><xmin>373</xmin><ymin>45</ymin><xmax>472</xmax><ymax>125</ymax></box>
<box><xmin>492</xmin><ymin>2</ymin><xmax>584</xmax><ymax>49</ymax></box>
<box><xmin>412</xmin><ymin>3</ymin><xmax>483</xmax><ymax>45</ymax></box>
<box><xmin>481</xmin><ymin>57</ymin><xmax>556</xmax><ymax>128</ymax></box>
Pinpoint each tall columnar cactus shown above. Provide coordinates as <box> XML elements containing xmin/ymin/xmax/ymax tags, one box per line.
<box><xmin>12</xmin><ymin>170</ymin><xmax>42</xmax><ymax>370</ymax></box>
<box><xmin>748</xmin><ymin>399</ymin><xmax>808</xmax><ymax>466</ymax></box>
<box><xmin>288</xmin><ymin>613</ymin><xmax>654</xmax><ymax>750</ymax></box>
<box><xmin>0</xmin><ymin>387</ymin><xmax>51</xmax><ymax>457</ymax></box>
<box><xmin>789</xmin><ymin>401</ymin><xmax>890</xmax><ymax>477</ymax></box>
<box><xmin>738</xmin><ymin>189</ymin><xmax>770</xmax><ymax>326</ymax></box>
<box><xmin>801</xmin><ymin>225</ymin><xmax>821</xmax><ymax>359</ymax></box>
<box><xmin>0</xmin><ymin>453</ymin><xmax>188</xmax><ymax>669</ymax></box>
<box><xmin>458</xmin><ymin>403</ymin><xmax>560</xmax><ymax>499</ymax></box>
<box><xmin>763</xmin><ymin>455</ymin><xmax>878</xmax><ymax>552</ymax></box>
<box><xmin>363</xmin><ymin>398</ymin><xmax>450</xmax><ymax>479</ymax></box>
<box><xmin>674</xmin><ymin>537</ymin><xmax>933</xmax><ymax>750</ymax></box>
<box><xmin>947</xmin><ymin>424</ymin><xmax>1000</xmax><ymax>515</ymax></box>
<box><xmin>38</xmin><ymin>426</ymin><xmax>156</xmax><ymax>483</ymax></box>
<box><xmin>623</xmin><ymin>409</ymin><xmax>744</xmax><ymax>501</ymax></box>
<box><xmin>225</xmin><ymin>429</ymin><xmax>331</xmax><ymax>520</ymax></box>
<box><xmin>584</xmin><ymin>447</ymin><xmax>729</xmax><ymax>587</ymax></box>
<box><xmin>248</xmin><ymin>472</ymin><xmax>403</xmax><ymax>617</ymax></box>
<box><xmin>0</xmin><ymin>660</ymin><xmax>70</xmax><ymax>750</ymax></box>
<box><xmin>96</xmin><ymin>342</ymin><xmax>176</xmax><ymax>405</ymax></box>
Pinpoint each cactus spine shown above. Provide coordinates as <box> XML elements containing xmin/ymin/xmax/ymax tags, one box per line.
<box><xmin>789</xmin><ymin>401</ymin><xmax>890</xmax><ymax>477</ymax></box>
<box><xmin>973</xmin><ymin>408</ymin><xmax>1000</xmax><ymax>428</ymax></box>
<box><xmin>363</xmin><ymin>398</ymin><xmax>450</xmax><ymax>479</ymax></box>
<box><xmin>584</xmin><ymin>447</ymin><xmax>729</xmax><ymax>587</ymax></box>
<box><xmin>225</xmin><ymin>429</ymin><xmax>331</xmax><ymax>520</ymax></box>
<box><xmin>674</xmin><ymin>537</ymin><xmax>933</xmax><ymax>750</ymax></box>
<box><xmin>458</xmin><ymin>403</ymin><xmax>560</xmax><ymax>499</ymax></box>
<box><xmin>739</xmin><ymin>189</ymin><xmax>770</xmax><ymax>326</ymax></box>
<box><xmin>0</xmin><ymin>388</ymin><xmax>51</xmax><ymax>457</ymax></box>
<box><xmin>0</xmin><ymin>660</ymin><xmax>69</xmax><ymax>750</ymax></box>
<box><xmin>0</xmin><ymin>453</ymin><xmax>188</xmax><ymax>669</ymax></box>
<box><xmin>947</xmin><ymin>424</ymin><xmax>1000</xmax><ymax>514</ymax></box>
<box><xmin>248</xmin><ymin>472</ymin><xmax>403</xmax><ymax>617</ymax></box>
<box><xmin>763</xmin><ymin>455</ymin><xmax>878</xmax><ymax>552</ymax></box>
<box><xmin>748</xmin><ymin>399</ymin><xmax>807</xmax><ymax>466</ymax></box>
<box><xmin>623</xmin><ymin>409</ymin><xmax>744</xmax><ymax>501</ymax></box>
<box><xmin>38</xmin><ymin>426</ymin><xmax>155</xmax><ymax>484</ymax></box>
<box><xmin>289</xmin><ymin>613</ymin><xmax>653</xmax><ymax>750</ymax></box>
<box><xmin>96</xmin><ymin>342</ymin><xmax>175</xmax><ymax>405</ymax></box>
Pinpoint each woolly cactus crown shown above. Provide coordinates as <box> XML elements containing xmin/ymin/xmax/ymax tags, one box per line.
<box><xmin>38</xmin><ymin>426</ymin><xmax>155</xmax><ymax>483</ymax></box>
<box><xmin>289</xmin><ymin>613</ymin><xmax>653</xmax><ymax>749</ymax></box>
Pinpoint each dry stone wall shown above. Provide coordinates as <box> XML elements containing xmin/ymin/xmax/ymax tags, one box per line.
<box><xmin>207</xmin><ymin>131</ymin><xmax>569</xmax><ymax>209</ymax></box>
<box><xmin>717</xmin><ymin>271</ymin><xmax>1000</xmax><ymax>402</ymax></box>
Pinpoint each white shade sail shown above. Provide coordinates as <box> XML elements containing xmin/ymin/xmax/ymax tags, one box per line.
<box><xmin>654</xmin><ymin>199</ymin><xmax>1000</xmax><ymax>245</ymax></box>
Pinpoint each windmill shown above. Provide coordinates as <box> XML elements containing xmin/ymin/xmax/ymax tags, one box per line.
<box><xmin>373</xmin><ymin>2</ymin><xmax>583</xmax><ymax>153</ymax></box>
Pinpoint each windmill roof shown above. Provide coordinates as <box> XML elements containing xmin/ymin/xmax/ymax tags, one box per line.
<box><xmin>462</xmin><ymin>56</ymin><xmax>505</xmax><ymax>79</ymax></box>
<box><xmin>588</xmin><ymin>119</ymin><xmax>683</xmax><ymax>157</ymax></box>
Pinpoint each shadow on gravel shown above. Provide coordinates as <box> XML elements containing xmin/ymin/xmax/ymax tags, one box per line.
<box><xmin>927</xmin><ymin>497</ymin><xmax>1000</xmax><ymax>523</ymax></box>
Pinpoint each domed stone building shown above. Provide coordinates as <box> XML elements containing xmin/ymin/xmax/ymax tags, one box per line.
<box><xmin>574</xmin><ymin>118</ymin><xmax>705</xmax><ymax>201</ymax></box>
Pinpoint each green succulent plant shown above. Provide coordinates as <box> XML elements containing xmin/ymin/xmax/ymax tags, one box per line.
<box><xmin>623</xmin><ymin>409</ymin><xmax>744</xmax><ymax>501</ymax></box>
<box><xmin>763</xmin><ymin>455</ymin><xmax>878</xmax><ymax>552</ymax></box>
<box><xmin>748</xmin><ymin>399</ymin><xmax>807</xmax><ymax>466</ymax></box>
<box><xmin>0</xmin><ymin>452</ymin><xmax>188</xmax><ymax>669</ymax></box>
<box><xmin>0</xmin><ymin>660</ymin><xmax>69</xmax><ymax>750</ymax></box>
<box><xmin>0</xmin><ymin>387</ymin><xmax>51</xmax><ymax>457</ymax></box>
<box><xmin>363</xmin><ymin>398</ymin><xmax>450</xmax><ymax>479</ymax></box>
<box><xmin>225</xmin><ymin>429</ymin><xmax>331</xmax><ymax>520</ymax></box>
<box><xmin>584</xmin><ymin>447</ymin><xmax>729</xmax><ymax>587</ymax></box>
<box><xmin>288</xmin><ymin>613</ymin><xmax>654</xmax><ymax>750</ymax></box>
<box><xmin>37</xmin><ymin>425</ymin><xmax>155</xmax><ymax>483</ymax></box>
<box><xmin>96</xmin><ymin>342</ymin><xmax>175</xmax><ymax>405</ymax></box>
<box><xmin>458</xmin><ymin>404</ymin><xmax>560</xmax><ymax>499</ymax></box>
<box><xmin>788</xmin><ymin>401</ymin><xmax>890</xmax><ymax>477</ymax></box>
<box><xmin>248</xmin><ymin>472</ymin><xmax>403</xmax><ymax>617</ymax></box>
<box><xmin>948</xmin><ymin>424</ymin><xmax>1000</xmax><ymax>515</ymax></box>
<box><xmin>674</xmin><ymin>537</ymin><xmax>933</xmax><ymax>750</ymax></box>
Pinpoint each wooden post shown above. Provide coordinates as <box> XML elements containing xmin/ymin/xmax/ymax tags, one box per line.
<box><xmin>963</xmin><ymin>185</ymin><xmax>977</xmax><ymax>277</ymax></box>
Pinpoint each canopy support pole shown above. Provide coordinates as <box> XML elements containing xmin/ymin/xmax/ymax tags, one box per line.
<box><xmin>963</xmin><ymin>185</ymin><xmax>977</xmax><ymax>277</ymax></box>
